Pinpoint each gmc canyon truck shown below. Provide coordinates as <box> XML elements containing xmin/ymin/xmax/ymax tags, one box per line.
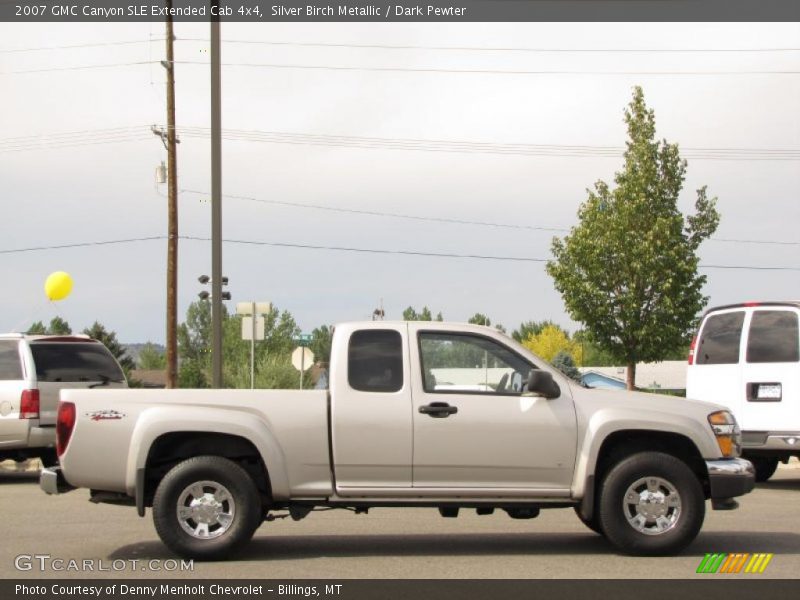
<box><xmin>41</xmin><ymin>321</ymin><xmax>754</xmax><ymax>559</ymax></box>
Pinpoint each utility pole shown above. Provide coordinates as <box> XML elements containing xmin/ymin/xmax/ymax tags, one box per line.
<box><xmin>164</xmin><ymin>1</ymin><xmax>178</xmax><ymax>389</ymax></box>
<box><xmin>210</xmin><ymin>4</ymin><xmax>223</xmax><ymax>387</ymax></box>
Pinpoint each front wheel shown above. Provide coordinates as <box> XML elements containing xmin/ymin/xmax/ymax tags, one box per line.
<box><xmin>152</xmin><ymin>456</ymin><xmax>262</xmax><ymax>560</ymax></box>
<box><xmin>598</xmin><ymin>452</ymin><xmax>705</xmax><ymax>556</ymax></box>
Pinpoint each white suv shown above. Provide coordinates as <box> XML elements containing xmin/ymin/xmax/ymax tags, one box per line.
<box><xmin>0</xmin><ymin>334</ymin><xmax>127</xmax><ymax>466</ymax></box>
<box><xmin>686</xmin><ymin>302</ymin><xmax>800</xmax><ymax>481</ymax></box>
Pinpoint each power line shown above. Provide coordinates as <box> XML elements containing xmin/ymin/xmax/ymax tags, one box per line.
<box><xmin>3</xmin><ymin>61</ymin><xmax>155</xmax><ymax>75</ymax></box>
<box><xmin>175</xmin><ymin>126</ymin><xmax>800</xmax><ymax>161</ymax></box>
<box><xmin>5</xmin><ymin>126</ymin><xmax>798</xmax><ymax>161</ymax></box>
<box><xmin>176</xmin><ymin>60</ymin><xmax>800</xmax><ymax>76</ymax></box>
<box><xmin>179</xmin><ymin>189</ymin><xmax>800</xmax><ymax>247</ymax></box>
<box><xmin>175</xmin><ymin>37</ymin><xmax>800</xmax><ymax>54</ymax></box>
<box><xmin>0</xmin><ymin>39</ymin><xmax>165</xmax><ymax>54</ymax></box>
<box><xmin>2</xmin><ymin>235</ymin><xmax>797</xmax><ymax>270</ymax></box>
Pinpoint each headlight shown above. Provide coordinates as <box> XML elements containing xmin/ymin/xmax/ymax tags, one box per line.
<box><xmin>708</xmin><ymin>411</ymin><xmax>741</xmax><ymax>458</ymax></box>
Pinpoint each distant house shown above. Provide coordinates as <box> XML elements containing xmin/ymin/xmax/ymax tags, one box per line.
<box><xmin>130</xmin><ymin>369</ymin><xmax>167</xmax><ymax>388</ymax></box>
<box><xmin>579</xmin><ymin>361</ymin><xmax>687</xmax><ymax>394</ymax></box>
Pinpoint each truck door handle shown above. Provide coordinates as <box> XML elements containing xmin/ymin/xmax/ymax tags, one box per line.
<box><xmin>419</xmin><ymin>402</ymin><xmax>458</xmax><ymax>418</ymax></box>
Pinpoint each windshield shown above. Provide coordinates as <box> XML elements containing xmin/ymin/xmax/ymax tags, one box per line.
<box><xmin>30</xmin><ymin>343</ymin><xmax>125</xmax><ymax>383</ymax></box>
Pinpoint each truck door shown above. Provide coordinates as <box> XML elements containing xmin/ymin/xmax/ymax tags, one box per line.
<box><xmin>331</xmin><ymin>324</ymin><xmax>414</xmax><ymax>493</ymax></box>
<box><xmin>409</xmin><ymin>326</ymin><xmax>577</xmax><ymax>492</ymax></box>
<box><xmin>740</xmin><ymin>308</ymin><xmax>800</xmax><ymax>433</ymax></box>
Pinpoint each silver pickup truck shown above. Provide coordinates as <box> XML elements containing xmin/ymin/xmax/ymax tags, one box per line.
<box><xmin>42</xmin><ymin>321</ymin><xmax>754</xmax><ymax>560</ymax></box>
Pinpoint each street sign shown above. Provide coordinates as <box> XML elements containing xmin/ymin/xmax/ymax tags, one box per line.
<box><xmin>291</xmin><ymin>347</ymin><xmax>314</xmax><ymax>372</ymax></box>
<box><xmin>241</xmin><ymin>316</ymin><xmax>265</xmax><ymax>341</ymax></box>
<box><xmin>237</xmin><ymin>302</ymin><xmax>271</xmax><ymax>315</ymax></box>
<box><xmin>294</xmin><ymin>334</ymin><xmax>313</xmax><ymax>347</ymax></box>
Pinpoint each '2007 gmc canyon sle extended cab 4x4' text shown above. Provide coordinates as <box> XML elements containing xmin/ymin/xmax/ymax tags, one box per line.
<box><xmin>41</xmin><ymin>321</ymin><xmax>754</xmax><ymax>559</ymax></box>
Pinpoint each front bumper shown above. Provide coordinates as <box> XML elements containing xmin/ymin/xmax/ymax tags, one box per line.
<box><xmin>40</xmin><ymin>466</ymin><xmax>75</xmax><ymax>495</ymax></box>
<box><xmin>706</xmin><ymin>458</ymin><xmax>755</xmax><ymax>501</ymax></box>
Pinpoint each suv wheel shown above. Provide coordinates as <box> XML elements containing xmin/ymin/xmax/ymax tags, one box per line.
<box><xmin>598</xmin><ymin>452</ymin><xmax>705</xmax><ymax>556</ymax></box>
<box><xmin>749</xmin><ymin>457</ymin><xmax>779</xmax><ymax>483</ymax></box>
<box><xmin>153</xmin><ymin>456</ymin><xmax>261</xmax><ymax>560</ymax></box>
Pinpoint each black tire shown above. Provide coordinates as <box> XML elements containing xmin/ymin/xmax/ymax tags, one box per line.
<box><xmin>39</xmin><ymin>449</ymin><xmax>59</xmax><ymax>468</ymax></box>
<box><xmin>749</xmin><ymin>457</ymin><xmax>779</xmax><ymax>483</ymax></box>
<box><xmin>152</xmin><ymin>456</ymin><xmax>262</xmax><ymax>560</ymax></box>
<box><xmin>598</xmin><ymin>452</ymin><xmax>705</xmax><ymax>556</ymax></box>
<box><xmin>573</xmin><ymin>506</ymin><xmax>603</xmax><ymax>535</ymax></box>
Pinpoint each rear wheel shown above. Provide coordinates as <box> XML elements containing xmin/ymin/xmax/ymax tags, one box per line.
<box><xmin>598</xmin><ymin>452</ymin><xmax>705</xmax><ymax>556</ymax></box>
<box><xmin>749</xmin><ymin>457</ymin><xmax>779</xmax><ymax>483</ymax></box>
<box><xmin>152</xmin><ymin>456</ymin><xmax>261</xmax><ymax>560</ymax></box>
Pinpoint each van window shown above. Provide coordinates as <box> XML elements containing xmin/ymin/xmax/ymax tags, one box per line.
<box><xmin>0</xmin><ymin>341</ymin><xmax>22</xmax><ymax>380</ymax></box>
<box><xmin>30</xmin><ymin>343</ymin><xmax>125</xmax><ymax>383</ymax></box>
<box><xmin>746</xmin><ymin>311</ymin><xmax>800</xmax><ymax>363</ymax></box>
<box><xmin>696</xmin><ymin>312</ymin><xmax>744</xmax><ymax>365</ymax></box>
<box><xmin>348</xmin><ymin>330</ymin><xmax>403</xmax><ymax>393</ymax></box>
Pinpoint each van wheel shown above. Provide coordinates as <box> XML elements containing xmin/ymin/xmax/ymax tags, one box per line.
<box><xmin>573</xmin><ymin>506</ymin><xmax>603</xmax><ymax>535</ymax></box>
<box><xmin>153</xmin><ymin>456</ymin><xmax>261</xmax><ymax>560</ymax></box>
<box><xmin>749</xmin><ymin>457</ymin><xmax>779</xmax><ymax>483</ymax></box>
<box><xmin>598</xmin><ymin>452</ymin><xmax>705</xmax><ymax>556</ymax></box>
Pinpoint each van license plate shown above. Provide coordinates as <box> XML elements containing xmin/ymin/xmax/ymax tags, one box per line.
<box><xmin>757</xmin><ymin>384</ymin><xmax>781</xmax><ymax>399</ymax></box>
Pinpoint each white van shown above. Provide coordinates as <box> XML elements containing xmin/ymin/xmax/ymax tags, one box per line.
<box><xmin>686</xmin><ymin>302</ymin><xmax>800</xmax><ymax>481</ymax></box>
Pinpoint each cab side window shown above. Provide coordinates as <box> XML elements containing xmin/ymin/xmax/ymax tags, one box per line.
<box><xmin>696</xmin><ymin>312</ymin><xmax>744</xmax><ymax>365</ymax></box>
<box><xmin>419</xmin><ymin>332</ymin><xmax>533</xmax><ymax>395</ymax></box>
<box><xmin>0</xmin><ymin>341</ymin><xmax>22</xmax><ymax>380</ymax></box>
<box><xmin>747</xmin><ymin>311</ymin><xmax>800</xmax><ymax>363</ymax></box>
<box><xmin>348</xmin><ymin>330</ymin><xmax>404</xmax><ymax>393</ymax></box>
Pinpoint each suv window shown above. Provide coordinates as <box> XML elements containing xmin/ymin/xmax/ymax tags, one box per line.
<box><xmin>747</xmin><ymin>310</ymin><xmax>800</xmax><ymax>363</ymax></box>
<box><xmin>419</xmin><ymin>332</ymin><xmax>533</xmax><ymax>395</ymax></box>
<box><xmin>30</xmin><ymin>343</ymin><xmax>125</xmax><ymax>383</ymax></box>
<box><xmin>696</xmin><ymin>311</ymin><xmax>745</xmax><ymax>365</ymax></box>
<box><xmin>348</xmin><ymin>330</ymin><xmax>403</xmax><ymax>393</ymax></box>
<box><xmin>0</xmin><ymin>341</ymin><xmax>22</xmax><ymax>380</ymax></box>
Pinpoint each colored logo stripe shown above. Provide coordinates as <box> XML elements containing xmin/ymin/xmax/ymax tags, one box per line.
<box><xmin>697</xmin><ymin>553</ymin><xmax>773</xmax><ymax>574</ymax></box>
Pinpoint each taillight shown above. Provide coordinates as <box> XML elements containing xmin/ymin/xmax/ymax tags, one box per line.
<box><xmin>688</xmin><ymin>335</ymin><xmax>697</xmax><ymax>365</ymax></box>
<box><xmin>56</xmin><ymin>402</ymin><xmax>76</xmax><ymax>457</ymax></box>
<box><xmin>19</xmin><ymin>390</ymin><xmax>40</xmax><ymax>419</ymax></box>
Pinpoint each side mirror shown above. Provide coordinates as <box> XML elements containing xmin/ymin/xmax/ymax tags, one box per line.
<box><xmin>525</xmin><ymin>370</ymin><xmax>561</xmax><ymax>399</ymax></box>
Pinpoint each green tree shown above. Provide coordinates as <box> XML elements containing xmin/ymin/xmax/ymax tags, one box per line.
<box><xmin>552</xmin><ymin>350</ymin><xmax>581</xmax><ymax>381</ymax></box>
<box><xmin>310</xmin><ymin>325</ymin><xmax>333</xmax><ymax>365</ymax></box>
<box><xmin>47</xmin><ymin>317</ymin><xmax>72</xmax><ymax>335</ymax></box>
<box><xmin>137</xmin><ymin>343</ymin><xmax>166</xmax><ymax>370</ymax></box>
<box><xmin>83</xmin><ymin>322</ymin><xmax>136</xmax><ymax>373</ymax></box>
<box><xmin>511</xmin><ymin>320</ymin><xmax>555</xmax><ymax>343</ymax></box>
<box><xmin>468</xmin><ymin>313</ymin><xmax>505</xmax><ymax>333</ymax></box>
<box><xmin>402</xmin><ymin>306</ymin><xmax>443</xmax><ymax>321</ymax></box>
<box><xmin>27</xmin><ymin>321</ymin><xmax>47</xmax><ymax>334</ymax></box>
<box><xmin>547</xmin><ymin>87</ymin><xmax>719</xmax><ymax>390</ymax></box>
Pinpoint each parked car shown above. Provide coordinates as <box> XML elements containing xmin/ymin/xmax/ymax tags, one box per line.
<box><xmin>42</xmin><ymin>321</ymin><xmax>753</xmax><ymax>559</ymax></box>
<box><xmin>687</xmin><ymin>301</ymin><xmax>800</xmax><ymax>482</ymax></box>
<box><xmin>0</xmin><ymin>333</ymin><xmax>127</xmax><ymax>466</ymax></box>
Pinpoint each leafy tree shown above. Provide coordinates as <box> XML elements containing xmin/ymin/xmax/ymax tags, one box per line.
<box><xmin>27</xmin><ymin>321</ymin><xmax>47</xmax><ymax>334</ymax></box>
<box><xmin>547</xmin><ymin>87</ymin><xmax>719</xmax><ymax>390</ymax></box>
<box><xmin>83</xmin><ymin>322</ymin><xmax>136</xmax><ymax>373</ymax></box>
<box><xmin>468</xmin><ymin>313</ymin><xmax>505</xmax><ymax>333</ymax></box>
<box><xmin>48</xmin><ymin>317</ymin><xmax>72</xmax><ymax>335</ymax></box>
<box><xmin>523</xmin><ymin>324</ymin><xmax>583</xmax><ymax>365</ymax></box>
<box><xmin>138</xmin><ymin>343</ymin><xmax>166</xmax><ymax>370</ymax></box>
<box><xmin>310</xmin><ymin>325</ymin><xmax>333</xmax><ymax>365</ymax></box>
<box><xmin>402</xmin><ymin>306</ymin><xmax>443</xmax><ymax>321</ymax></box>
<box><xmin>511</xmin><ymin>320</ymin><xmax>555</xmax><ymax>343</ymax></box>
<box><xmin>573</xmin><ymin>330</ymin><xmax>615</xmax><ymax>367</ymax></box>
<box><xmin>552</xmin><ymin>350</ymin><xmax>582</xmax><ymax>381</ymax></box>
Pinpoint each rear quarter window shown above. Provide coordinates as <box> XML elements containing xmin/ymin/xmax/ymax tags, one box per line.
<box><xmin>0</xmin><ymin>340</ymin><xmax>22</xmax><ymax>380</ymax></box>
<box><xmin>696</xmin><ymin>311</ymin><xmax>745</xmax><ymax>365</ymax></box>
<box><xmin>30</xmin><ymin>343</ymin><xmax>125</xmax><ymax>383</ymax></box>
<box><xmin>348</xmin><ymin>330</ymin><xmax>404</xmax><ymax>393</ymax></box>
<box><xmin>746</xmin><ymin>310</ymin><xmax>800</xmax><ymax>363</ymax></box>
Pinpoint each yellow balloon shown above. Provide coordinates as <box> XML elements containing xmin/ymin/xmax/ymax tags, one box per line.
<box><xmin>44</xmin><ymin>271</ymin><xmax>73</xmax><ymax>301</ymax></box>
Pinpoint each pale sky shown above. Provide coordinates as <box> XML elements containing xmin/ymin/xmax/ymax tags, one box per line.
<box><xmin>1</xmin><ymin>22</ymin><xmax>798</xmax><ymax>343</ymax></box>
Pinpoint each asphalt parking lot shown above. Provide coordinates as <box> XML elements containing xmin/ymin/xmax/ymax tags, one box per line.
<box><xmin>1</xmin><ymin>461</ymin><xmax>798</xmax><ymax>580</ymax></box>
